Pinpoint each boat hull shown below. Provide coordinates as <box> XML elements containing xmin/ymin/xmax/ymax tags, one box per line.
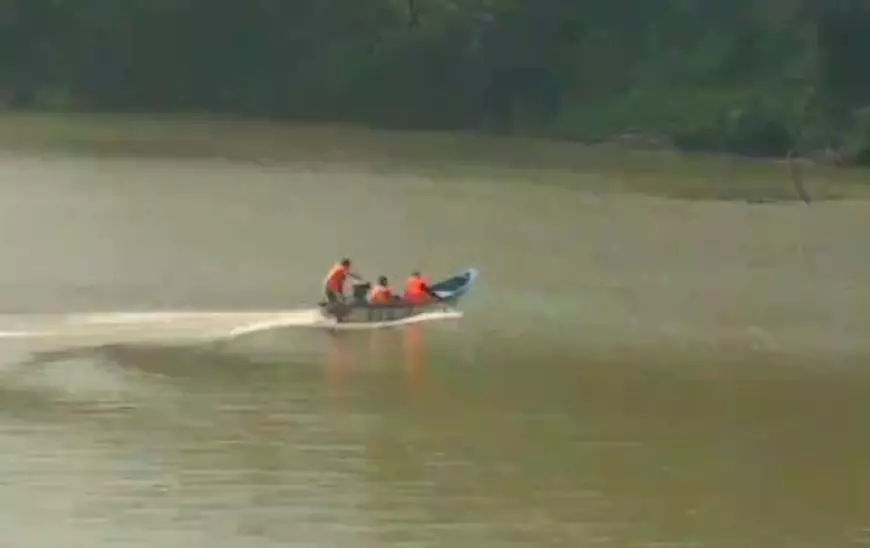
<box><xmin>319</xmin><ymin>300</ymin><xmax>456</xmax><ymax>324</ymax></box>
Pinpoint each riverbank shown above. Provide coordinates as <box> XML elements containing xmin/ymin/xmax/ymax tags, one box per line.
<box><xmin>1</xmin><ymin>111</ymin><xmax>867</xmax><ymax>202</ymax></box>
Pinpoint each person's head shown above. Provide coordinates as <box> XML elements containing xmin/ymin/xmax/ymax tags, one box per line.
<box><xmin>378</xmin><ymin>275</ymin><xmax>388</xmax><ymax>286</ymax></box>
<box><xmin>340</xmin><ymin>258</ymin><xmax>351</xmax><ymax>268</ymax></box>
<box><xmin>411</xmin><ymin>270</ymin><xmax>420</xmax><ymax>278</ymax></box>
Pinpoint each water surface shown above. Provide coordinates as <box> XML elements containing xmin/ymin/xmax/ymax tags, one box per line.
<box><xmin>1</xmin><ymin>119</ymin><xmax>869</xmax><ymax>547</ymax></box>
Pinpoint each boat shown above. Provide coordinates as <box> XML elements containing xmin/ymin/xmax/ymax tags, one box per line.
<box><xmin>317</xmin><ymin>268</ymin><xmax>479</xmax><ymax>325</ymax></box>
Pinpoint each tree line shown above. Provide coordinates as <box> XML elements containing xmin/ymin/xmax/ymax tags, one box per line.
<box><xmin>3</xmin><ymin>0</ymin><xmax>870</xmax><ymax>164</ymax></box>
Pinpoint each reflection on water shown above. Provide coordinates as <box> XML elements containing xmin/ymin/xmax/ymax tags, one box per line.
<box><xmin>326</xmin><ymin>332</ymin><xmax>355</xmax><ymax>405</ymax></box>
<box><xmin>404</xmin><ymin>325</ymin><xmax>427</xmax><ymax>394</ymax></box>
<box><xmin>324</xmin><ymin>326</ymin><xmax>431</xmax><ymax>407</ymax></box>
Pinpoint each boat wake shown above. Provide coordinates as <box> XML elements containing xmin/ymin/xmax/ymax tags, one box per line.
<box><xmin>0</xmin><ymin>309</ymin><xmax>320</xmax><ymax>347</ymax></box>
<box><xmin>0</xmin><ymin>307</ymin><xmax>464</xmax><ymax>349</ymax></box>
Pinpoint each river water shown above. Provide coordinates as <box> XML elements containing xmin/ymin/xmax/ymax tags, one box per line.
<box><xmin>1</xmin><ymin>120</ymin><xmax>869</xmax><ymax>548</ymax></box>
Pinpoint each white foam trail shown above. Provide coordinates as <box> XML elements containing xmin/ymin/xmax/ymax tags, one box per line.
<box><xmin>0</xmin><ymin>307</ymin><xmax>465</xmax><ymax>348</ymax></box>
<box><xmin>0</xmin><ymin>309</ymin><xmax>322</xmax><ymax>347</ymax></box>
<box><xmin>63</xmin><ymin>310</ymin><xmax>315</xmax><ymax>326</ymax></box>
<box><xmin>0</xmin><ymin>330</ymin><xmax>58</xmax><ymax>339</ymax></box>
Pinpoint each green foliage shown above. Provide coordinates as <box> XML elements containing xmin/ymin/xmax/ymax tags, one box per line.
<box><xmin>3</xmin><ymin>0</ymin><xmax>870</xmax><ymax>161</ymax></box>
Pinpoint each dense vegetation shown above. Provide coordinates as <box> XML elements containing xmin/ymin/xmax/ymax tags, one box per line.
<box><xmin>3</xmin><ymin>0</ymin><xmax>870</xmax><ymax>164</ymax></box>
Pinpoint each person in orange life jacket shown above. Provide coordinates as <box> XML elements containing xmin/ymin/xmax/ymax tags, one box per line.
<box><xmin>369</xmin><ymin>276</ymin><xmax>395</xmax><ymax>305</ymax></box>
<box><xmin>323</xmin><ymin>258</ymin><xmax>363</xmax><ymax>303</ymax></box>
<box><xmin>403</xmin><ymin>270</ymin><xmax>443</xmax><ymax>304</ymax></box>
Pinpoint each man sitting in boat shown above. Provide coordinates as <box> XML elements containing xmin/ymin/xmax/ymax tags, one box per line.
<box><xmin>403</xmin><ymin>271</ymin><xmax>442</xmax><ymax>304</ymax></box>
<box><xmin>323</xmin><ymin>258</ymin><xmax>363</xmax><ymax>303</ymax></box>
<box><xmin>368</xmin><ymin>276</ymin><xmax>396</xmax><ymax>305</ymax></box>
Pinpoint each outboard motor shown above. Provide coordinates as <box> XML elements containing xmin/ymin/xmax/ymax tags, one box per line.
<box><xmin>351</xmin><ymin>282</ymin><xmax>371</xmax><ymax>304</ymax></box>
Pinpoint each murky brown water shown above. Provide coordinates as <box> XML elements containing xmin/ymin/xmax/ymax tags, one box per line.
<box><xmin>1</xmin><ymin>118</ymin><xmax>869</xmax><ymax>547</ymax></box>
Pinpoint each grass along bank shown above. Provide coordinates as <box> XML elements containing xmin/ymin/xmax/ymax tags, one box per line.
<box><xmin>1</xmin><ymin>111</ymin><xmax>867</xmax><ymax>203</ymax></box>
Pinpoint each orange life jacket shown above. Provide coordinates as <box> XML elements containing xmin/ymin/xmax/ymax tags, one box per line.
<box><xmin>370</xmin><ymin>285</ymin><xmax>393</xmax><ymax>304</ymax></box>
<box><xmin>324</xmin><ymin>264</ymin><xmax>349</xmax><ymax>292</ymax></box>
<box><xmin>403</xmin><ymin>275</ymin><xmax>431</xmax><ymax>304</ymax></box>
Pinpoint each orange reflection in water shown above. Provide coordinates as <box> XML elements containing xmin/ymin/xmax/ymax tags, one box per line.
<box><xmin>403</xmin><ymin>324</ymin><xmax>427</xmax><ymax>394</ymax></box>
<box><xmin>325</xmin><ymin>332</ymin><xmax>355</xmax><ymax>404</ymax></box>
<box><xmin>368</xmin><ymin>326</ymin><xmax>390</xmax><ymax>357</ymax></box>
<box><xmin>324</xmin><ymin>324</ymin><xmax>432</xmax><ymax>404</ymax></box>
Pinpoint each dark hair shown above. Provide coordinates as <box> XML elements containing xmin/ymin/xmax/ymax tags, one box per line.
<box><xmin>411</xmin><ymin>270</ymin><xmax>420</xmax><ymax>277</ymax></box>
<box><xmin>340</xmin><ymin>258</ymin><xmax>351</xmax><ymax>266</ymax></box>
<box><xmin>378</xmin><ymin>275</ymin><xmax>388</xmax><ymax>285</ymax></box>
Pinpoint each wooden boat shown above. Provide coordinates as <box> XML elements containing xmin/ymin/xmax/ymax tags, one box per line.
<box><xmin>317</xmin><ymin>268</ymin><xmax>478</xmax><ymax>324</ymax></box>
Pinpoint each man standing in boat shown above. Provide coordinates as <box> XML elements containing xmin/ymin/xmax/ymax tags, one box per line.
<box><xmin>323</xmin><ymin>258</ymin><xmax>364</xmax><ymax>303</ymax></box>
<box><xmin>403</xmin><ymin>270</ymin><xmax>442</xmax><ymax>304</ymax></box>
